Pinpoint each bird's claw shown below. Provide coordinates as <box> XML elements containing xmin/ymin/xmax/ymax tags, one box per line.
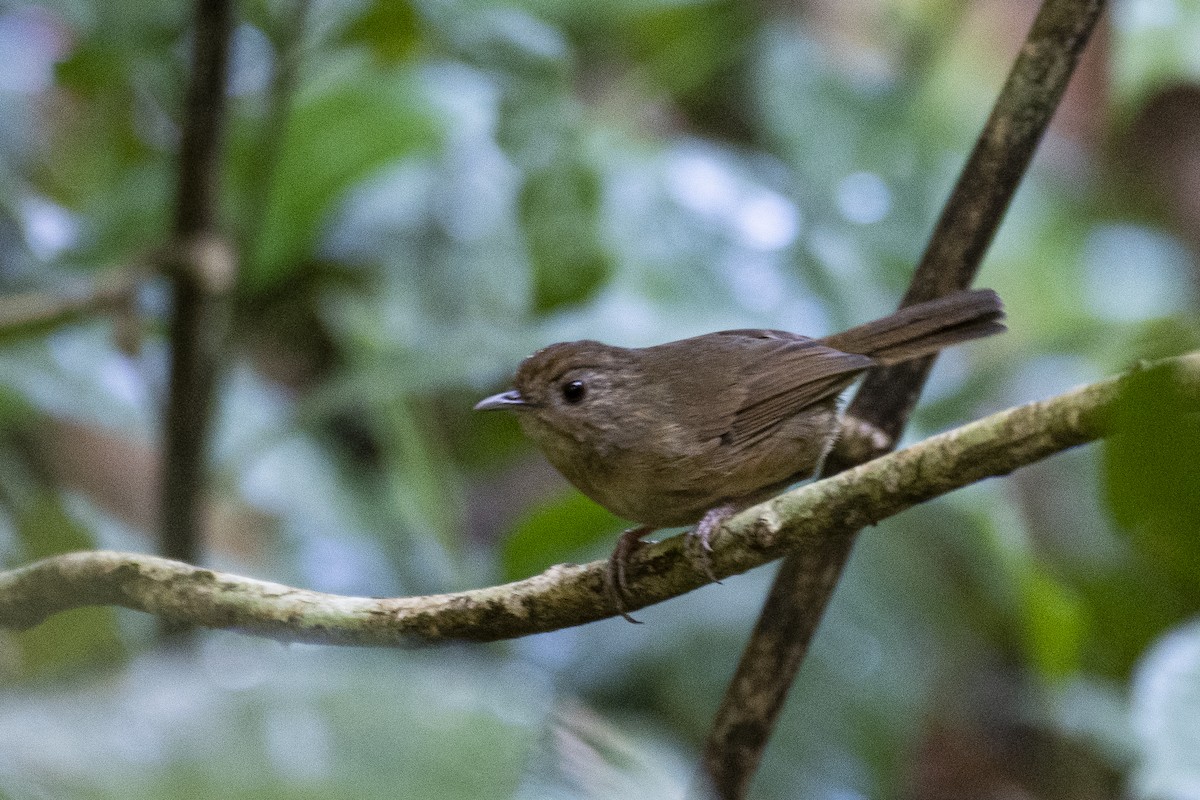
<box><xmin>606</xmin><ymin>526</ymin><xmax>654</xmax><ymax>624</ymax></box>
<box><xmin>688</xmin><ymin>503</ymin><xmax>736</xmax><ymax>584</ymax></box>
<box><xmin>604</xmin><ymin>506</ymin><xmax>733</xmax><ymax>623</ymax></box>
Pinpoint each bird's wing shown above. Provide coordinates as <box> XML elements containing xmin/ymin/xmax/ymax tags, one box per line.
<box><xmin>715</xmin><ymin>330</ymin><xmax>875</xmax><ymax>450</ymax></box>
<box><xmin>647</xmin><ymin>329</ymin><xmax>874</xmax><ymax>450</ymax></box>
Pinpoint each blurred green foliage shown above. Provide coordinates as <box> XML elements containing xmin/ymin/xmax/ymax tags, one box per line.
<box><xmin>2</xmin><ymin>0</ymin><xmax>1200</xmax><ymax>798</ymax></box>
<box><xmin>1104</xmin><ymin>362</ymin><xmax>1200</xmax><ymax>583</ymax></box>
<box><xmin>236</xmin><ymin>71</ymin><xmax>440</xmax><ymax>290</ymax></box>
<box><xmin>502</xmin><ymin>491</ymin><xmax>624</xmax><ymax>583</ymax></box>
<box><xmin>519</xmin><ymin>157</ymin><xmax>612</xmax><ymax>312</ymax></box>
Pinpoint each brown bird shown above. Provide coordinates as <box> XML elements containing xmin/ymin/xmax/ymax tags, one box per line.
<box><xmin>476</xmin><ymin>288</ymin><xmax>1004</xmax><ymax>620</ymax></box>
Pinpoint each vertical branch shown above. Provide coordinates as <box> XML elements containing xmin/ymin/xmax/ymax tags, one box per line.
<box><xmin>174</xmin><ymin>0</ymin><xmax>235</xmax><ymax>238</ymax></box>
<box><xmin>159</xmin><ymin>0</ymin><xmax>236</xmax><ymax>574</ymax></box>
<box><xmin>696</xmin><ymin>1</ymin><xmax>1106</xmax><ymax>797</ymax></box>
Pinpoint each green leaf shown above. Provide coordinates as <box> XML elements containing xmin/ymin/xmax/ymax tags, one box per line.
<box><xmin>239</xmin><ymin>71</ymin><xmax>439</xmax><ymax>291</ymax></box>
<box><xmin>519</xmin><ymin>160</ymin><xmax>612</xmax><ymax>313</ymax></box>
<box><xmin>1020</xmin><ymin>565</ymin><xmax>1084</xmax><ymax>681</ymax></box>
<box><xmin>501</xmin><ymin>490</ymin><xmax>624</xmax><ymax>582</ymax></box>
<box><xmin>619</xmin><ymin>0</ymin><xmax>754</xmax><ymax>99</ymax></box>
<box><xmin>0</xmin><ymin>386</ymin><xmax>35</xmax><ymax>427</ymax></box>
<box><xmin>55</xmin><ymin>41</ymin><xmax>127</xmax><ymax>94</ymax></box>
<box><xmin>341</xmin><ymin>0</ymin><xmax>424</xmax><ymax>65</ymax></box>
<box><xmin>1103</xmin><ymin>362</ymin><xmax>1200</xmax><ymax>584</ymax></box>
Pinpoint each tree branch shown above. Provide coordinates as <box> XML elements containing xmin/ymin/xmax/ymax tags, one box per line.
<box><xmin>3</xmin><ymin>352</ymin><xmax>1194</xmax><ymax>644</ymax></box>
<box><xmin>0</xmin><ymin>273</ymin><xmax>135</xmax><ymax>346</ymax></box>
<box><xmin>159</xmin><ymin>0</ymin><xmax>237</xmax><ymax>581</ymax></box>
<box><xmin>698</xmin><ymin>2</ymin><xmax>1107</xmax><ymax>795</ymax></box>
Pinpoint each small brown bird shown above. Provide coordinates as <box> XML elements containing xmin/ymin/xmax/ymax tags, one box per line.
<box><xmin>476</xmin><ymin>289</ymin><xmax>1004</xmax><ymax>620</ymax></box>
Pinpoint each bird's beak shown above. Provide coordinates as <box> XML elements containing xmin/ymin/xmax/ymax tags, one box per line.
<box><xmin>474</xmin><ymin>389</ymin><xmax>528</xmax><ymax>412</ymax></box>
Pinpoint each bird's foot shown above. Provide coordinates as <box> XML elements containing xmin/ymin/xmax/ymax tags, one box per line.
<box><xmin>687</xmin><ymin>503</ymin><xmax>736</xmax><ymax>584</ymax></box>
<box><xmin>606</xmin><ymin>525</ymin><xmax>655</xmax><ymax>624</ymax></box>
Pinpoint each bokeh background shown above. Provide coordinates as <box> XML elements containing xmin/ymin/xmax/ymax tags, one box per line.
<box><xmin>2</xmin><ymin>0</ymin><xmax>1200</xmax><ymax>797</ymax></box>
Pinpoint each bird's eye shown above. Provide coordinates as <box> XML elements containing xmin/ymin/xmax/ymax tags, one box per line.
<box><xmin>561</xmin><ymin>380</ymin><xmax>587</xmax><ymax>404</ymax></box>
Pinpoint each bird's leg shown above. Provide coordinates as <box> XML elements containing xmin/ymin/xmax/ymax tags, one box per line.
<box><xmin>687</xmin><ymin>502</ymin><xmax>736</xmax><ymax>584</ymax></box>
<box><xmin>606</xmin><ymin>525</ymin><xmax>655</xmax><ymax>624</ymax></box>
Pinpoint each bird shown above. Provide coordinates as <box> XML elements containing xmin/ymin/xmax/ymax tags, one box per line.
<box><xmin>476</xmin><ymin>288</ymin><xmax>1004</xmax><ymax>621</ymax></box>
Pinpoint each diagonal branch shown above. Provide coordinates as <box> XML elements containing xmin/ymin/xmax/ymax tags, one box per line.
<box><xmin>2</xmin><ymin>352</ymin><xmax>1195</xmax><ymax>644</ymax></box>
<box><xmin>699</xmin><ymin>1</ymin><xmax>1107</xmax><ymax>795</ymax></box>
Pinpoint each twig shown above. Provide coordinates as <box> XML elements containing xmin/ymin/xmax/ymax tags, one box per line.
<box><xmin>0</xmin><ymin>273</ymin><xmax>134</xmax><ymax>346</ymax></box>
<box><xmin>2</xmin><ymin>352</ymin><xmax>1195</xmax><ymax>644</ymax></box>
<box><xmin>698</xmin><ymin>1</ymin><xmax>1107</xmax><ymax>796</ymax></box>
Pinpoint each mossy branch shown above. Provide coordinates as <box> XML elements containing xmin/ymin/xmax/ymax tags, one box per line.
<box><xmin>1</xmin><ymin>352</ymin><xmax>1196</xmax><ymax>644</ymax></box>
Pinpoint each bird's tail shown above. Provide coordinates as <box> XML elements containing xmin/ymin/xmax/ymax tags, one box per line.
<box><xmin>818</xmin><ymin>288</ymin><xmax>1005</xmax><ymax>365</ymax></box>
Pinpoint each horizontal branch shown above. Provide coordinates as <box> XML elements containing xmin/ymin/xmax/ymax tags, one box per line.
<box><xmin>1</xmin><ymin>352</ymin><xmax>1197</xmax><ymax>645</ymax></box>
